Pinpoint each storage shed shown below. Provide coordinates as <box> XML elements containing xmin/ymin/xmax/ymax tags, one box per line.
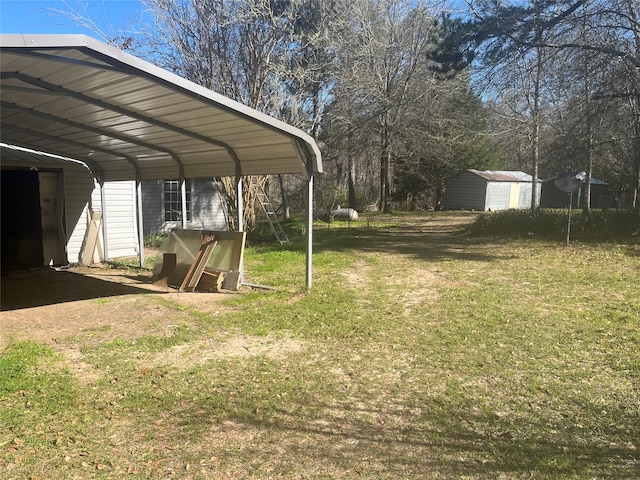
<box><xmin>444</xmin><ymin>169</ymin><xmax>541</xmax><ymax>211</ymax></box>
<box><xmin>1</xmin><ymin>144</ymin><xmax>139</xmax><ymax>268</ymax></box>
<box><xmin>1</xmin><ymin>34</ymin><xmax>323</xmax><ymax>288</ymax></box>
<box><xmin>540</xmin><ymin>174</ymin><xmax>612</xmax><ymax>209</ymax></box>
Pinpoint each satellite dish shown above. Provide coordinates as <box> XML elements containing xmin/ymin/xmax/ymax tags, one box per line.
<box><xmin>555</xmin><ymin>171</ymin><xmax>587</xmax><ymax>193</ymax></box>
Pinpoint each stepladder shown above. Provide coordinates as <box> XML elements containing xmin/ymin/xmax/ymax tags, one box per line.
<box><xmin>251</xmin><ymin>180</ymin><xmax>289</xmax><ymax>243</ymax></box>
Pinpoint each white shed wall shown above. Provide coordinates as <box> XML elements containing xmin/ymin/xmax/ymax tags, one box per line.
<box><xmin>91</xmin><ymin>181</ymin><xmax>138</xmax><ymax>259</ymax></box>
<box><xmin>64</xmin><ymin>165</ymin><xmax>99</xmax><ymax>262</ymax></box>
<box><xmin>485</xmin><ymin>183</ymin><xmax>513</xmax><ymax>211</ymax></box>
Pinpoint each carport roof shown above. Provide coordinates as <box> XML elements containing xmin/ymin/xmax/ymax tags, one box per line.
<box><xmin>0</xmin><ymin>34</ymin><xmax>322</xmax><ymax>182</ymax></box>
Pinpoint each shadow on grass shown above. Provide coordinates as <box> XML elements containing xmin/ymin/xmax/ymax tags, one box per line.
<box><xmin>168</xmin><ymin>393</ymin><xmax>638</xmax><ymax>478</ymax></box>
<box><xmin>253</xmin><ymin>214</ymin><xmax>508</xmax><ymax>264</ymax></box>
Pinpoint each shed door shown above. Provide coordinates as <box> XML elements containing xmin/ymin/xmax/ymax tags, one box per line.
<box><xmin>509</xmin><ymin>184</ymin><xmax>520</xmax><ymax>209</ymax></box>
<box><xmin>0</xmin><ymin>169</ymin><xmax>68</xmax><ymax>271</ymax></box>
<box><xmin>39</xmin><ymin>171</ymin><xmax>68</xmax><ymax>266</ymax></box>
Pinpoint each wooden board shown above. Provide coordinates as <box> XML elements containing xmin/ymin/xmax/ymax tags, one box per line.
<box><xmin>82</xmin><ymin>210</ymin><xmax>102</xmax><ymax>265</ymax></box>
<box><xmin>179</xmin><ymin>235</ymin><xmax>217</xmax><ymax>292</ymax></box>
<box><xmin>153</xmin><ymin>253</ymin><xmax>177</xmax><ymax>288</ymax></box>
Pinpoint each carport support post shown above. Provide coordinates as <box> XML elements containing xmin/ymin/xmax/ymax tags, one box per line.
<box><xmin>306</xmin><ymin>172</ymin><xmax>314</xmax><ymax>290</ymax></box>
<box><xmin>100</xmin><ymin>182</ymin><xmax>109</xmax><ymax>261</ymax></box>
<box><xmin>136</xmin><ymin>178</ymin><xmax>145</xmax><ymax>267</ymax></box>
<box><xmin>180</xmin><ymin>178</ymin><xmax>187</xmax><ymax>229</ymax></box>
<box><xmin>236</xmin><ymin>170</ymin><xmax>244</xmax><ymax>284</ymax></box>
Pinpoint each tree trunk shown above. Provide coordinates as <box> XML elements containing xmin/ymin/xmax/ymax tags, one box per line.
<box><xmin>583</xmin><ymin>130</ymin><xmax>593</xmax><ymax>214</ymax></box>
<box><xmin>380</xmin><ymin>147</ymin><xmax>393</xmax><ymax>213</ymax></box>
<box><xmin>347</xmin><ymin>151</ymin><xmax>357</xmax><ymax>208</ymax></box>
<box><xmin>632</xmin><ymin>99</ymin><xmax>640</xmax><ymax>210</ymax></box>
<box><xmin>435</xmin><ymin>181</ymin><xmax>444</xmax><ymax>210</ymax></box>
<box><xmin>220</xmin><ymin>175</ymin><xmax>266</xmax><ymax>231</ymax></box>
<box><xmin>530</xmin><ymin>43</ymin><xmax>542</xmax><ymax>214</ymax></box>
<box><xmin>278</xmin><ymin>174</ymin><xmax>290</xmax><ymax>221</ymax></box>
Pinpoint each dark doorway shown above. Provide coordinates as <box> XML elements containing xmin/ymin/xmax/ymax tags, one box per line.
<box><xmin>1</xmin><ymin>169</ymin><xmax>44</xmax><ymax>271</ymax></box>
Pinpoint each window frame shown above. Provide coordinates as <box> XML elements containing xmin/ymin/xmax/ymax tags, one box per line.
<box><xmin>163</xmin><ymin>179</ymin><xmax>192</xmax><ymax>223</ymax></box>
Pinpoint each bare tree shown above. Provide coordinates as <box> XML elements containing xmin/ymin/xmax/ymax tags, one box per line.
<box><xmin>326</xmin><ymin>0</ymin><xmax>441</xmax><ymax>213</ymax></box>
<box><xmin>461</xmin><ymin>0</ymin><xmax>640</xmax><ymax>209</ymax></box>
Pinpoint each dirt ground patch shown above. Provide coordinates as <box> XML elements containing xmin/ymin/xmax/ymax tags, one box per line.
<box><xmin>0</xmin><ymin>264</ymin><xmax>235</xmax><ymax>351</ymax></box>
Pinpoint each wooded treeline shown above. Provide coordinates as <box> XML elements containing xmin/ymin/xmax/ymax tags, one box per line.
<box><xmin>79</xmin><ymin>0</ymin><xmax>639</xmax><ymax>220</ymax></box>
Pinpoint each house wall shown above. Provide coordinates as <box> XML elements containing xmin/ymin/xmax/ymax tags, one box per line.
<box><xmin>190</xmin><ymin>178</ymin><xmax>227</xmax><ymax>231</ymax></box>
<box><xmin>141</xmin><ymin>180</ymin><xmax>164</xmax><ymax>233</ymax></box>
<box><xmin>444</xmin><ymin>172</ymin><xmax>488</xmax><ymax>210</ymax></box>
<box><xmin>141</xmin><ymin>178</ymin><xmax>227</xmax><ymax>234</ymax></box>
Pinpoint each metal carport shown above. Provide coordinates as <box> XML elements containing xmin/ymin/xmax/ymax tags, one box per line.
<box><xmin>1</xmin><ymin>34</ymin><xmax>322</xmax><ymax>288</ymax></box>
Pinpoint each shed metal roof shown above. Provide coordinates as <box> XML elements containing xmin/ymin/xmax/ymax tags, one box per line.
<box><xmin>467</xmin><ymin>169</ymin><xmax>534</xmax><ymax>183</ymax></box>
<box><xmin>0</xmin><ymin>34</ymin><xmax>322</xmax><ymax>182</ymax></box>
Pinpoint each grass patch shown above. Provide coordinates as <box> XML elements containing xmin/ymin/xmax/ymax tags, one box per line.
<box><xmin>1</xmin><ymin>213</ymin><xmax>638</xmax><ymax>478</ymax></box>
<box><xmin>144</xmin><ymin>231</ymin><xmax>170</xmax><ymax>248</ymax></box>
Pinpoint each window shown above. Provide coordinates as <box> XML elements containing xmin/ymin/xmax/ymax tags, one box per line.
<box><xmin>164</xmin><ymin>180</ymin><xmax>192</xmax><ymax>222</ymax></box>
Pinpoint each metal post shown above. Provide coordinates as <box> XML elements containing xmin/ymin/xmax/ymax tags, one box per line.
<box><xmin>136</xmin><ymin>179</ymin><xmax>145</xmax><ymax>267</ymax></box>
<box><xmin>306</xmin><ymin>172</ymin><xmax>314</xmax><ymax>290</ymax></box>
<box><xmin>180</xmin><ymin>178</ymin><xmax>187</xmax><ymax>229</ymax></box>
<box><xmin>100</xmin><ymin>181</ymin><xmax>109</xmax><ymax>261</ymax></box>
<box><xmin>236</xmin><ymin>172</ymin><xmax>244</xmax><ymax>283</ymax></box>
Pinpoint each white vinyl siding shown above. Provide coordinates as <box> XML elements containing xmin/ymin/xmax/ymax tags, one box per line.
<box><xmin>189</xmin><ymin>178</ymin><xmax>227</xmax><ymax>231</ymax></box>
<box><xmin>485</xmin><ymin>183</ymin><xmax>512</xmax><ymax>211</ymax></box>
<box><xmin>64</xmin><ymin>165</ymin><xmax>98</xmax><ymax>263</ymax></box>
<box><xmin>91</xmin><ymin>181</ymin><xmax>138</xmax><ymax>259</ymax></box>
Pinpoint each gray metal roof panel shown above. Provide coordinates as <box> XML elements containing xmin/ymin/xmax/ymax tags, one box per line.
<box><xmin>1</xmin><ymin>34</ymin><xmax>322</xmax><ymax>181</ymax></box>
<box><xmin>467</xmin><ymin>169</ymin><xmax>534</xmax><ymax>182</ymax></box>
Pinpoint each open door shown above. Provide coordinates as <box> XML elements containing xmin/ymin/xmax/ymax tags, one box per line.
<box><xmin>39</xmin><ymin>171</ymin><xmax>68</xmax><ymax>266</ymax></box>
<box><xmin>0</xmin><ymin>169</ymin><xmax>67</xmax><ymax>271</ymax></box>
<box><xmin>1</xmin><ymin>169</ymin><xmax>43</xmax><ymax>270</ymax></box>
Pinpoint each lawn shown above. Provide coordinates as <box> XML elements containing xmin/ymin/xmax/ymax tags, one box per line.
<box><xmin>1</xmin><ymin>212</ymin><xmax>639</xmax><ymax>479</ymax></box>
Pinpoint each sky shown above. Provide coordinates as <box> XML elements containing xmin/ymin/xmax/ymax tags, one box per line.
<box><xmin>0</xmin><ymin>0</ymin><xmax>145</xmax><ymax>37</ymax></box>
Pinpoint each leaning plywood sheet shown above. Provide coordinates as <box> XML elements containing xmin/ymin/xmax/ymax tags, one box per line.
<box><xmin>152</xmin><ymin>229</ymin><xmax>246</xmax><ymax>290</ymax></box>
